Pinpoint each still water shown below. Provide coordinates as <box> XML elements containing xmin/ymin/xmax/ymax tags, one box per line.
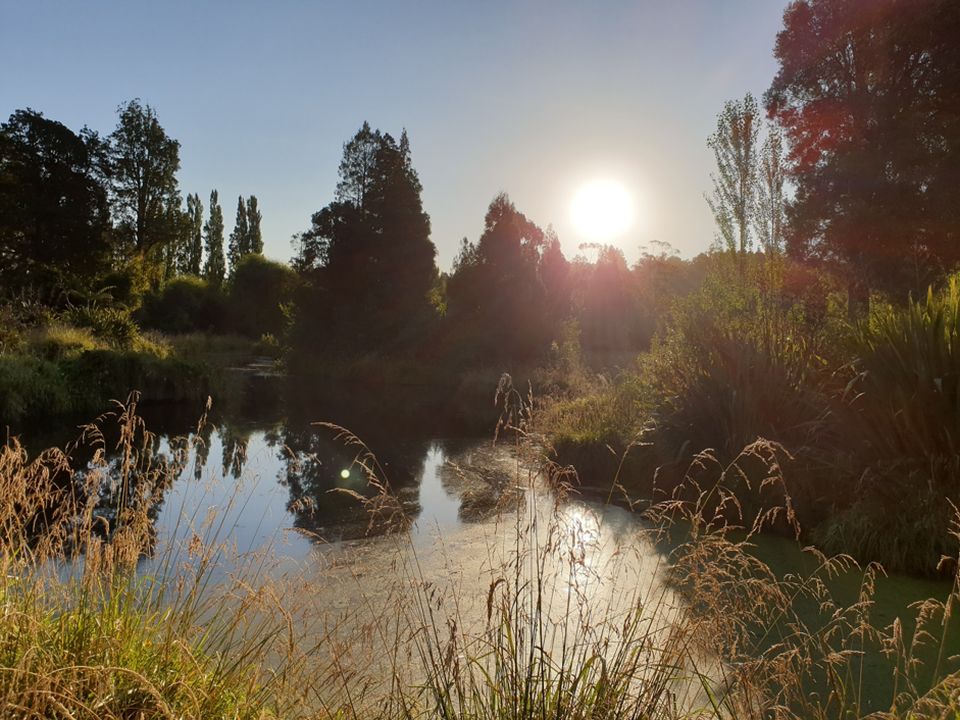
<box><xmin>22</xmin><ymin>378</ymin><xmax>960</xmax><ymax>713</ymax></box>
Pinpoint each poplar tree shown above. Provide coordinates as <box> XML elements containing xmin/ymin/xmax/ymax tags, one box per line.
<box><xmin>203</xmin><ymin>190</ymin><xmax>225</xmax><ymax>285</ymax></box>
<box><xmin>227</xmin><ymin>195</ymin><xmax>248</xmax><ymax>271</ymax></box>
<box><xmin>706</xmin><ymin>93</ymin><xmax>759</xmax><ymax>257</ymax></box>
<box><xmin>185</xmin><ymin>192</ymin><xmax>204</xmax><ymax>274</ymax></box>
<box><xmin>752</xmin><ymin>125</ymin><xmax>786</xmax><ymax>254</ymax></box>
<box><xmin>246</xmin><ymin>195</ymin><xmax>263</xmax><ymax>254</ymax></box>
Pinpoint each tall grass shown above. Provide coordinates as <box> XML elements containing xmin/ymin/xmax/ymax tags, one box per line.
<box><xmin>0</xmin><ymin>395</ymin><xmax>335</xmax><ymax>718</ymax></box>
<box><xmin>814</xmin><ymin>275</ymin><xmax>960</xmax><ymax>574</ymax></box>
<box><xmin>3</xmin><ymin>392</ymin><xmax>960</xmax><ymax>718</ymax></box>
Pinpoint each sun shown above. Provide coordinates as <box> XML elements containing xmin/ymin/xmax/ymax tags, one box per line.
<box><xmin>570</xmin><ymin>179</ymin><xmax>635</xmax><ymax>243</ymax></box>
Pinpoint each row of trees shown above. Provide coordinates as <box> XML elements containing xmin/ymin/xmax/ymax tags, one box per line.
<box><xmin>170</xmin><ymin>191</ymin><xmax>262</xmax><ymax>283</ymax></box>
<box><xmin>0</xmin><ymin>101</ymin><xmax>265</xmax><ymax>303</ymax></box>
<box><xmin>291</xmin><ymin>121</ymin><xmax>695</xmax><ymax>368</ymax></box>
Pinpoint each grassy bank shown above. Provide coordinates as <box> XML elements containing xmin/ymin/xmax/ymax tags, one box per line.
<box><xmin>0</xmin><ymin>302</ymin><xmax>264</xmax><ymax>427</ymax></box>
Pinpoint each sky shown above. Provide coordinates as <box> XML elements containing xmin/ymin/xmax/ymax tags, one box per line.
<box><xmin>1</xmin><ymin>1</ymin><xmax>789</xmax><ymax>271</ymax></box>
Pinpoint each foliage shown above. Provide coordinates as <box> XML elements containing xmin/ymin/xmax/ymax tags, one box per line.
<box><xmin>227</xmin><ymin>194</ymin><xmax>249</xmax><ymax>271</ymax></box>
<box><xmin>292</xmin><ymin>123</ymin><xmax>437</xmax><ymax>356</ymax></box>
<box><xmin>706</xmin><ymin>93</ymin><xmax>760</xmax><ymax>256</ymax></box>
<box><xmin>0</xmin><ymin>401</ymin><xmax>301</xmax><ymax>718</ymax></box>
<box><xmin>0</xmin><ymin>355</ymin><xmax>72</xmax><ymax>419</ymax></box>
<box><xmin>138</xmin><ymin>275</ymin><xmax>227</xmax><ymax>334</ymax></box>
<box><xmin>445</xmin><ymin>194</ymin><xmax>550</xmax><ymax>363</ymax></box>
<box><xmin>767</xmin><ymin>0</ymin><xmax>960</xmax><ymax>298</ymax></box>
<box><xmin>752</xmin><ymin>125</ymin><xmax>786</xmax><ymax>253</ymax></box>
<box><xmin>108</xmin><ymin>99</ymin><xmax>183</xmax><ymax>278</ymax></box>
<box><xmin>64</xmin><ymin>304</ymin><xmax>141</xmax><ymax>350</ymax></box>
<box><xmin>29</xmin><ymin>323</ymin><xmax>103</xmax><ymax>361</ymax></box>
<box><xmin>227</xmin><ymin>254</ymin><xmax>297</xmax><ymax>338</ymax></box>
<box><xmin>0</xmin><ymin>109</ymin><xmax>113</xmax><ymax>300</ymax></box>
<box><xmin>816</xmin><ymin>274</ymin><xmax>960</xmax><ymax>572</ymax></box>
<box><xmin>183</xmin><ymin>192</ymin><xmax>204</xmax><ymax>275</ymax></box>
<box><xmin>203</xmin><ymin>189</ymin><xmax>226</xmax><ymax>286</ymax></box>
<box><xmin>227</xmin><ymin>195</ymin><xmax>262</xmax><ymax>272</ymax></box>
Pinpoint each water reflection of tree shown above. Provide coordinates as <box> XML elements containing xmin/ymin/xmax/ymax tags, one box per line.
<box><xmin>276</xmin><ymin>425</ymin><xmax>430</xmax><ymax>541</ymax></box>
<box><xmin>66</xmin><ymin>405</ymin><xmax>191</xmax><ymax>557</ymax></box>
<box><xmin>219</xmin><ymin>422</ymin><xmax>251</xmax><ymax>480</ymax></box>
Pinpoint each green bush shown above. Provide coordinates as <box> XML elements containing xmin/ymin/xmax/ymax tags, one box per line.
<box><xmin>60</xmin><ymin>350</ymin><xmax>209</xmax><ymax>412</ymax></box>
<box><xmin>138</xmin><ymin>276</ymin><xmax>227</xmax><ymax>334</ymax></box>
<box><xmin>0</xmin><ymin>305</ymin><xmax>26</xmax><ymax>355</ymax></box>
<box><xmin>0</xmin><ymin>355</ymin><xmax>71</xmax><ymax>421</ymax></box>
<box><xmin>64</xmin><ymin>304</ymin><xmax>140</xmax><ymax>349</ymax></box>
<box><xmin>227</xmin><ymin>254</ymin><xmax>297</xmax><ymax>339</ymax></box>
<box><xmin>645</xmin><ymin>261</ymin><xmax>832</xmax><ymax>463</ymax></box>
<box><xmin>816</xmin><ymin>274</ymin><xmax>960</xmax><ymax>573</ymax></box>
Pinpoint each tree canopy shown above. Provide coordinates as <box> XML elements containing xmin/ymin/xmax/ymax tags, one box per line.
<box><xmin>293</xmin><ymin>123</ymin><xmax>436</xmax><ymax>352</ymax></box>
<box><xmin>0</xmin><ymin>109</ymin><xmax>113</xmax><ymax>299</ymax></box>
<box><xmin>767</xmin><ymin>0</ymin><xmax>960</xmax><ymax>296</ymax></box>
<box><xmin>109</xmin><ymin>99</ymin><xmax>183</xmax><ymax>269</ymax></box>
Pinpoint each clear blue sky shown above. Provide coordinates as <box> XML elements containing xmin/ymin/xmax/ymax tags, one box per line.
<box><xmin>1</xmin><ymin>1</ymin><xmax>788</xmax><ymax>270</ymax></box>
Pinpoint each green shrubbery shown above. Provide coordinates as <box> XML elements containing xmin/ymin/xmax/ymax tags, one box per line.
<box><xmin>812</xmin><ymin>276</ymin><xmax>960</xmax><ymax>573</ymax></box>
<box><xmin>0</xmin><ymin>296</ymin><xmax>253</xmax><ymax>427</ymax></box>
<box><xmin>138</xmin><ymin>275</ymin><xmax>228</xmax><ymax>334</ymax></box>
<box><xmin>540</xmin><ymin>256</ymin><xmax>960</xmax><ymax>575</ymax></box>
<box><xmin>227</xmin><ymin>254</ymin><xmax>297</xmax><ymax>338</ymax></box>
<box><xmin>65</xmin><ymin>303</ymin><xmax>142</xmax><ymax>349</ymax></box>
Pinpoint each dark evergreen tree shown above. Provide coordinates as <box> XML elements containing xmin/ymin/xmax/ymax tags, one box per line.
<box><xmin>293</xmin><ymin>123</ymin><xmax>436</xmax><ymax>354</ymax></box>
<box><xmin>0</xmin><ymin>109</ymin><xmax>112</xmax><ymax>298</ymax></box>
<box><xmin>108</xmin><ymin>99</ymin><xmax>183</xmax><ymax>281</ymax></box>
<box><xmin>203</xmin><ymin>190</ymin><xmax>226</xmax><ymax>285</ymax></box>
<box><xmin>246</xmin><ymin>195</ymin><xmax>263</xmax><ymax>254</ymax></box>
<box><xmin>445</xmin><ymin>194</ymin><xmax>549</xmax><ymax>361</ymax></box>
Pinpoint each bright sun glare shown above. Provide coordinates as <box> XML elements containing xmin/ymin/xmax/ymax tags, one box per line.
<box><xmin>570</xmin><ymin>179</ymin><xmax>635</xmax><ymax>243</ymax></box>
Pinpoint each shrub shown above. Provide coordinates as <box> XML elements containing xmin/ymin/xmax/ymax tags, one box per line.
<box><xmin>816</xmin><ymin>274</ymin><xmax>960</xmax><ymax>573</ymax></box>
<box><xmin>0</xmin><ymin>355</ymin><xmax>71</xmax><ymax>420</ymax></box>
<box><xmin>642</xmin><ymin>258</ymin><xmax>834</xmax><ymax>466</ymax></box>
<box><xmin>138</xmin><ymin>276</ymin><xmax>227</xmax><ymax>334</ymax></box>
<box><xmin>0</xmin><ymin>305</ymin><xmax>26</xmax><ymax>355</ymax></box>
<box><xmin>64</xmin><ymin>304</ymin><xmax>141</xmax><ymax>349</ymax></box>
<box><xmin>227</xmin><ymin>254</ymin><xmax>297</xmax><ymax>339</ymax></box>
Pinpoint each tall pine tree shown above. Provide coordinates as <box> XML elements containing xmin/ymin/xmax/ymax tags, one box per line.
<box><xmin>293</xmin><ymin>124</ymin><xmax>436</xmax><ymax>353</ymax></box>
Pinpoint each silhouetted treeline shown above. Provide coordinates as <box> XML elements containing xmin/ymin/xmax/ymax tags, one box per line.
<box><xmin>4</xmin><ymin>0</ymin><xmax>960</xmax><ymax>382</ymax></box>
<box><xmin>0</xmin><ymin>101</ymin><xmax>271</xmax><ymax>312</ymax></box>
<box><xmin>287</xmin><ymin>124</ymin><xmax>702</xmax><ymax>376</ymax></box>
